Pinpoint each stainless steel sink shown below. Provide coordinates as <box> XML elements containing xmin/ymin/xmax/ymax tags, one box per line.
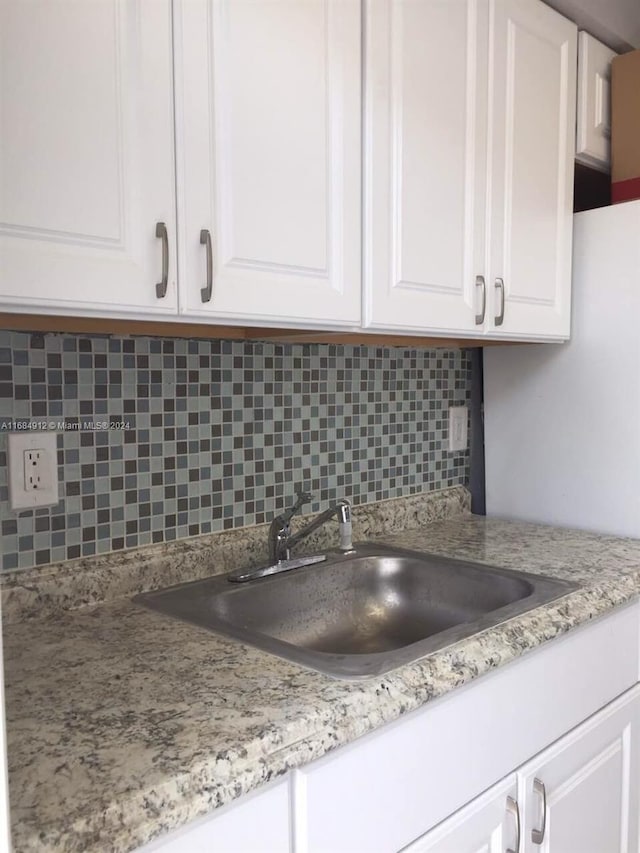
<box><xmin>134</xmin><ymin>544</ymin><xmax>576</xmax><ymax>679</ymax></box>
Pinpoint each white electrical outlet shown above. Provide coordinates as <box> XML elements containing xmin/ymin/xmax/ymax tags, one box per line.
<box><xmin>8</xmin><ymin>432</ymin><xmax>59</xmax><ymax>510</ymax></box>
<box><xmin>24</xmin><ymin>449</ymin><xmax>50</xmax><ymax>491</ymax></box>
<box><xmin>448</xmin><ymin>406</ymin><xmax>468</xmax><ymax>452</ymax></box>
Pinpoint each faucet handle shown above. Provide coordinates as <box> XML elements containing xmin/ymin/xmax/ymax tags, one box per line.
<box><xmin>280</xmin><ymin>490</ymin><xmax>313</xmax><ymax>524</ymax></box>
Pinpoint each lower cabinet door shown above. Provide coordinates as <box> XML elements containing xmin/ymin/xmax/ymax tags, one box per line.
<box><xmin>401</xmin><ymin>776</ymin><xmax>519</xmax><ymax>853</ymax></box>
<box><xmin>517</xmin><ymin>685</ymin><xmax>640</xmax><ymax>853</ymax></box>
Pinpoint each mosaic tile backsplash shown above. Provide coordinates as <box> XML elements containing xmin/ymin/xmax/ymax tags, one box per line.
<box><xmin>0</xmin><ymin>331</ymin><xmax>471</xmax><ymax>571</ymax></box>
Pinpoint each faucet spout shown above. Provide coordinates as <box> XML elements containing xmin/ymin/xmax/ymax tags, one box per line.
<box><xmin>288</xmin><ymin>499</ymin><xmax>352</xmax><ymax>552</ymax></box>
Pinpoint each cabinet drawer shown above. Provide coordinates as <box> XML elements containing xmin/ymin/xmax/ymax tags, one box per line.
<box><xmin>294</xmin><ymin>601</ymin><xmax>639</xmax><ymax>853</ymax></box>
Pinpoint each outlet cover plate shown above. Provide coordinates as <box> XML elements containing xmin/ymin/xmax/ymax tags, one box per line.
<box><xmin>448</xmin><ymin>406</ymin><xmax>468</xmax><ymax>452</ymax></box>
<box><xmin>7</xmin><ymin>432</ymin><xmax>59</xmax><ymax>510</ymax></box>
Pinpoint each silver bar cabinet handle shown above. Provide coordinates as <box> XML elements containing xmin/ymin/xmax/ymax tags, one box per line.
<box><xmin>495</xmin><ymin>277</ymin><xmax>505</xmax><ymax>326</ymax></box>
<box><xmin>475</xmin><ymin>275</ymin><xmax>486</xmax><ymax>325</ymax></box>
<box><xmin>200</xmin><ymin>229</ymin><xmax>213</xmax><ymax>303</ymax></box>
<box><xmin>155</xmin><ymin>222</ymin><xmax>169</xmax><ymax>299</ymax></box>
<box><xmin>531</xmin><ymin>778</ymin><xmax>547</xmax><ymax>844</ymax></box>
<box><xmin>506</xmin><ymin>796</ymin><xmax>521</xmax><ymax>853</ymax></box>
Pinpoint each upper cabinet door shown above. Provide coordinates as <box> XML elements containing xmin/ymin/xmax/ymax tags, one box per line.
<box><xmin>175</xmin><ymin>0</ymin><xmax>361</xmax><ymax>326</ymax></box>
<box><xmin>488</xmin><ymin>0</ymin><xmax>577</xmax><ymax>339</ymax></box>
<box><xmin>0</xmin><ymin>0</ymin><xmax>177</xmax><ymax>315</ymax></box>
<box><xmin>364</xmin><ymin>0</ymin><xmax>489</xmax><ymax>335</ymax></box>
<box><xmin>576</xmin><ymin>31</ymin><xmax>617</xmax><ymax>173</ymax></box>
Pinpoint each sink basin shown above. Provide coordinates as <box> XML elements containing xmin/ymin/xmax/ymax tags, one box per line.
<box><xmin>134</xmin><ymin>544</ymin><xmax>575</xmax><ymax>679</ymax></box>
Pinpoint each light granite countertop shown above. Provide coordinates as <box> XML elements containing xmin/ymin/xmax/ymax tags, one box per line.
<box><xmin>5</xmin><ymin>494</ymin><xmax>640</xmax><ymax>852</ymax></box>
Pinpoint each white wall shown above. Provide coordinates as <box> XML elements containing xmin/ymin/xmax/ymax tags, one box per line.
<box><xmin>483</xmin><ymin>201</ymin><xmax>640</xmax><ymax>537</ymax></box>
<box><xmin>546</xmin><ymin>0</ymin><xmax>640</xmax><ymax>51</ymax></box>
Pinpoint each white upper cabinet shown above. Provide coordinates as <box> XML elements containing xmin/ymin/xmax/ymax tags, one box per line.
<box><xmin>576</xmin><ymin>31</ymin><xmax>617</xmax><ymax>173</ymax></box>
<box><xmin>364</xmin><ymin>0</ymin><xmax>577</xmax><ymax>341</ymax></box>
<box><xmin>174</xmin><ymin>0</ymin><xmax>361</xmax><ymax>326</ymax></box>
<box><xmin>487</xmin><ymin>0</ymin><xmax>577</xmax><ymax>339</ymax></box>
<box><xmin>364</xmin><ymin>0</ymin><xmax>489</xmax><ymax>335</ymax></box>
<box><xmin>1</xmin><ymin>0</ymin><xmax>576</xmax><ymax>339</ymax></box>
<box><xmin>0</xmin><ymin>0</ymin><xmax>177</xmax><ymax>315</ymax></box>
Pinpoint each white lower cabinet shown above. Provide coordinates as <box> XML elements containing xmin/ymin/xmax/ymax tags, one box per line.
<box><xmin>401</xmin><ymin>776</ymin><xmax>519</xmax><ymax>853</ymax></box>
<box><xmin>138</xmin><ymin>779</ymin><xmax>291</xmax><ymax>853</ymax></box>
<box><xmin>517</xmin><ymin>687</ymin><xmax>640</xmax><ymax>853</ymax></box>
<box><xmin>139</xmin><ymin>602</ymin><xmax>640</xmax><ymax>853</ymax></box>
<box><xmin>406</xmin><ymin>686</ymin><xmax>640</xmax><ymax>853</ymax></box>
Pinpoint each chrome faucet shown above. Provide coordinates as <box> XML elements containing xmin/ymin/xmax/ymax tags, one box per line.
<box><xmin>228</xmin><ymin>492</ymin><xmax>353</xmax><ymax>583</ymax></box>
<box><xmin>268</xmin><ymin>491</ymin><xmax>352</xmax><ymax>563</ymax></box>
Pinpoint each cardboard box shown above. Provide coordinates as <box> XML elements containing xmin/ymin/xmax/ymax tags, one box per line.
<box><xmin>611</xmin><ymin>49</ymin><xmax>640</xmax><ymax>203</ymax></box>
